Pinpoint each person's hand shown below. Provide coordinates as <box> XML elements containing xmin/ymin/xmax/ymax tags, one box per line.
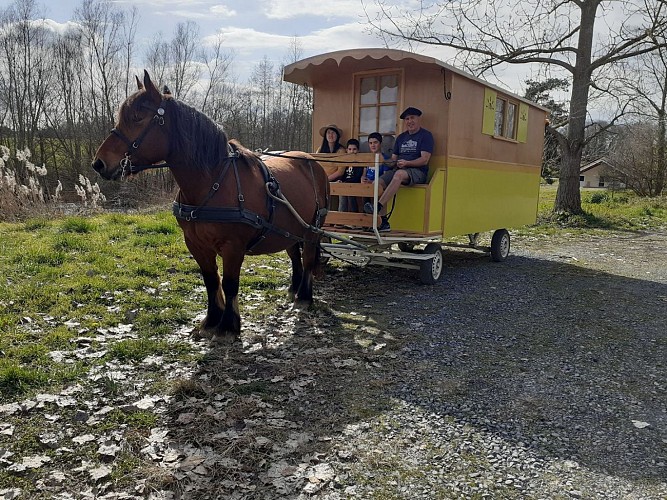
<box><xmin>397</xmin><ymin>159</ymin><xmax>408</xmax><ymax>168</ymax></box>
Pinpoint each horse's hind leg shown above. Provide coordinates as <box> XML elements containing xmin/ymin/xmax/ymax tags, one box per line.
<box><xmin>212</xmin><ymin>247</ymin><xmax>244</xmax><ymax>342</ymax></box>
<box><xmin>295</xmin><ymin>239</ymin><xmax>319</xmax><ymax>308</ymax></box>
<box><xmin>286</xmin><ymin>244</ymin><xmax>303</xmax><ymax>301</ymax></box>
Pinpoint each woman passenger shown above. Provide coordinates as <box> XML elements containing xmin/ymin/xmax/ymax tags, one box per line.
<box><xmin>316</xmin><ymin>124</ymin><xmax>346</xmax><ymax>181</ymax></box>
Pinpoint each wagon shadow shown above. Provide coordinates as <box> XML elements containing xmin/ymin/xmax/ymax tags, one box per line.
<box><xmin>158</xmin><ymin>248</ymin><xmax>666</xmax><ymax>496</ymax></box>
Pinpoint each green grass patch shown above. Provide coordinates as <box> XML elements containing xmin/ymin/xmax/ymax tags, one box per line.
<box><xmin>23</xmin><ymin>217</ymin><xmax>51</xmax><ymax>231</ymax></box>
<box><xmin>60</xmin><ymin>216</ymin><xmax>96</xmax><ymax>233</ymax></box>
<box><xmin>536</xmin><ymin>184</ymin><xmax>667</xmax><ymax>230</ymax></box>
<box><xmin>105</xmin><ymin>338</ymin><xmax>182</xmax><ymax>362</ymax></box>
<box><xmin>0</xmin><ymin>361</ymin><xmax>50</xmax><ymax>398</ymax></box>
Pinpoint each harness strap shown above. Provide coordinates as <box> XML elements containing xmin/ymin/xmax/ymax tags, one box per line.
<box><xmin>173</xmin><ymin>146</ymin><xmax>300</xmax><ymax>249</ymax></box>
<box><xmin>171</xmin><ymin>202</ymin><xmax>294</xmax><ymax>240</ymax></box>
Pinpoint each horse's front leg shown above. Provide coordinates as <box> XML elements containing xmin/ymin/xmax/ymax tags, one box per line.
<box><xmin>187</xmin><ymin>245</ymin><xmax>224</xmax><ymax>340</ymax></box>
<box><xmin>286</xmin><ymin>244</ymin><xmax>303</xmax><ymax>301</ymax></box>
<box><xmin>212</xmin><ymin>248</ymin><xmax>244</xmax><ymax>343</ymax></box>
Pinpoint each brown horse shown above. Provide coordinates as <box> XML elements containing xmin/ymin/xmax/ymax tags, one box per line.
<box><xmin>92</xmin><ymin>71</ymin><xmax>329</xmax><ymax>342</ymax></box>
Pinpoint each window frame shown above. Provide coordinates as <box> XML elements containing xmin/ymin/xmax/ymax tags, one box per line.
<box><xmin>494</xmin><ymin>95</ymin><xmax>519</xmax><ymax>141</ymax></box>
<box><xmin>353</xmin><ymin>69</ymin><xmax>404</xmax><ymax>147</ymax></box>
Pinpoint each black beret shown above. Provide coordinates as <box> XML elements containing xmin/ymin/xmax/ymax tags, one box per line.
<box><xmin>399</xmin><ymin>106</ymin><xmax>422</xmax><ymax>119</ymax></box>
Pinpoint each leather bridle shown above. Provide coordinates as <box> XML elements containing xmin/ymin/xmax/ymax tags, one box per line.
<box><xmin>108</xmin><ymin>99</ymin><xmax>169</xmax><ymax>177</ymax></box>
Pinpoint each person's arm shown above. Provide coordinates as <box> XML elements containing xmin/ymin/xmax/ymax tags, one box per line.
<box><xmin>328</xmin><ymin>165</ymin><xmax>345</xmax><ymax>181</ymax></box>
<box><xmin>397</xmin><ymin>151</ymin><xmax>431</xmax><ymax>168</ymax></box>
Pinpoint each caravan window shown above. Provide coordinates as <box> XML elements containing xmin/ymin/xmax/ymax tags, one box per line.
<box><xmin>495</xmin><ymin>97</ymin><xmax>518</xmax><ymax>140</ymax></box>
<box><xmin>356</xmin><ymin>72</ymin><xmax>401</xmax><ymax>146</ymax></box>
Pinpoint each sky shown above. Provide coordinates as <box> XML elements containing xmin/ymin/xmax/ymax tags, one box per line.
<box><xmin>0</xmin><ymin>0</ymin><xmax>415</xmax><ymax>83</ymax></box>
<box><xmin>0</xmin><ymin>0</ymin><xmax>642</xmax><ymax>108</ymax></box>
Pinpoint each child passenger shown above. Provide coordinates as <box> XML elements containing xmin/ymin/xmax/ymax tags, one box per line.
<box><xmin>338</xmin><ymin>139</ymin><xmax>363</xmax><ymax>212</ymax></box>
<box><xmin>361</xmin><ymin>132</ymin><xmax>391</xmax><ymax>184</ymax></box>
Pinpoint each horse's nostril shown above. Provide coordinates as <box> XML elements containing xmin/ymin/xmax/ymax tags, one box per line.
<box><xmin>92</xmin><ymin>159</ymin><xmax>104</xmax><ymax>172</ymax></box>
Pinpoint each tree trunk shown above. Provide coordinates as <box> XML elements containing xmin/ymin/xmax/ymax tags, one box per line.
<box><xmin>656</xmin><ymin>110</ymin><xmax>666</xmax><ymax>195</ymax></box>
<box><xmin>554</xmin><ymin>0</ymin><xmax>600</xmax><ymax>214</ymax></box>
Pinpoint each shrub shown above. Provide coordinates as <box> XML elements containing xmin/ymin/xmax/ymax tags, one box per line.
<box><xmin>0</xmin><ymin>147</ymin><xmax>106</xmax><ymax>221</ymax></box>
<box><xmin>589</xmin><ymin>192</ymin><xmax>609</xmax><ymax>204</ymax></box>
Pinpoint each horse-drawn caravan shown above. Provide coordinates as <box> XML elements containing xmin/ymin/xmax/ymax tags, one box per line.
<box><xmin>92</xmin><ymin>52</ymin><xmax>547</xmax><ymax>340</ymax></box>
<box><xmin>283</xmin><ymin>48</ymin><xmax>549</xmax><ymax>283</ymax></box>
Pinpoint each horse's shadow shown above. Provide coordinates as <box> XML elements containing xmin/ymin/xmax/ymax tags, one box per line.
<box><xmin>157</xmin><ymin>247</ymin><xmax>667</xmax><ymax>497</ymax></box>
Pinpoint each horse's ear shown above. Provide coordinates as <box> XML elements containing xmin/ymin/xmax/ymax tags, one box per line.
<box><xmin>143</xmin><ymin>70</ymin><xmax>161</xmax><ymax>102</ymax></box>
<box><xmin>135</xmin><ymin>75</ymin><xmax>143</xmax><ymax>90</ymax></box>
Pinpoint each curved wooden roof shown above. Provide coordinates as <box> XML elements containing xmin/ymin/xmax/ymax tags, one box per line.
<box><xmin>283</xmin><ymin>48</ymin><xmax>548</xmax><ymax>110</ymax></box>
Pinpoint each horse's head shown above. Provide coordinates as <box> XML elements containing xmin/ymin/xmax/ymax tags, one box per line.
<box><xmin>92</xmin><ymin>70</ymin><xmax>171</xmax><ymax>180</ymax></box>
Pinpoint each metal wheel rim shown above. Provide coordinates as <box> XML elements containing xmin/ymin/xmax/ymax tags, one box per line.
<box><xmin>431</xmin><ymin>250</ymin><xmax>443</xmax><ymax>280</ymax></box>
<box><xmin>500</xmin><ymin>234</ymin><xmax>510</xmax><ymax>258</ymax></box>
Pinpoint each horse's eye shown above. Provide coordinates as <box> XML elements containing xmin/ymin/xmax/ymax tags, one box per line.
<box><xmin>132</xmin><ymin>113</ymin><xmax>143</xmax><ymax>123</ymax></box>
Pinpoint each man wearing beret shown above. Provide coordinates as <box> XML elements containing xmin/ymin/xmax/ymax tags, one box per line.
<box><xmin>364</xmin><ymin>106</ymin><xmax>434</xmax><ymax>232</ymax></box>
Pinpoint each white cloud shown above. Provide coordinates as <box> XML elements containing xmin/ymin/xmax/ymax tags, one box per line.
<box><xmin>30</xmin><ymin>18</ymin><xmax>80</xmax><ymax>35</ymax></box>
<box><xmin>209</xmin><ymin>21</ymin><xmax>379</xmax><ymax>53</ymax></box>
<box><xmin>210</xmin><ymin>5</ymin><xmax>237</xmax><ymax>17</ymax></box>
<box><xmin>260</xmin><ymin>0</ymin><xmax>363</xmax><ymax>20</ymax></box>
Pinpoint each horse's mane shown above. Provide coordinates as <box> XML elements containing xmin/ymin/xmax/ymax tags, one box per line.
<box><xmin>120</xmin><ymin>89</ymin><xmax>262</xmax><ymax>172</ymax></box>
<box><xmin>167</xmin><ymin>99</ymin><xmax>231</xmax><ymax>172</ymax></box>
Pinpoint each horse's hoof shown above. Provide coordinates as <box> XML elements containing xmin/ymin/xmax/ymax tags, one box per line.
<box><xmin>292</xmin><ymin>299</ymin><xmax>312</xmax><ymax>311</ymax></box>
<box><xmin>209</xmin><ymin>333</ymin><xmax>240</xmax><ymax>346</ymax></box>
<box><xmin>191</xmin><ymin>326</ymin><xmax>213</xmax><ymax>341</ymax></box>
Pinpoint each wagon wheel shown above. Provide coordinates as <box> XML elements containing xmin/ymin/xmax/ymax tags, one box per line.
<box><xmin>490</xmin><ymin>229</ymin><xmax>510</xmax><ymax>262</ymax></box>
<box><xmin>398</xmin><ymin>242</ymin><xmax>415</xmax><ymax>252</ymax></box>
<box><xmin>419</xmin><ymin>243</ymin><xmax>444</xmax><ymax>284</ymax></box>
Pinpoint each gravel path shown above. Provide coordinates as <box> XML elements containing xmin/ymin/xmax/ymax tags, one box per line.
<box><xmin>312</xmin><ymin>229</ymin><xmax>667</xmax><ymax>499</ymax></box>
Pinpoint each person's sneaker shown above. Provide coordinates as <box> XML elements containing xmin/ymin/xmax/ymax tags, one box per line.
<box><xmin>363</xmin><ymin>201</ymin><xmax>383</xmax><ymax>214</ymax></box>
<box><xmin>378</xmin><ymin>218</ymin><xmax>391</xmax><ymax>232</ymax></box>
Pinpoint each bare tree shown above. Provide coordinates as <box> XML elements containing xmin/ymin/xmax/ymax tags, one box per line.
<box><xmin>74</xmin><ymin>0</ymin><xmax>131</xmax><ymax>145</ymax></box>
<box><xmin>46</xmin><ymin>28</ymin><xmax>86</xmax><ymax>177</ymax></box>
<box><xmin>199</xmin><ymin>34</ymin><xmax>235</xmax><ymax>117</ymax></box>
<box><xmin>609</xmin><ymin>122</ymin><xmax>663</xmax><ymax>196</ymax></box>
<box><xmin>121</xmin><ymin>6</ymin><xmax>139</xmax><ymax>99</ymax></box>
<box><xmin>0</xmin><ymin>0</ymin><xmax>55</xmax><ymax>173</ymax></box>
<box><xmin>250</xmin><ymin>56</ymin><xmax>276</xmax><ymax>149</ymax></box>
<box><xmin>617</xmin><ymin>40</ymin><xmax>667</xmax><ymax>195</ymax></box>
<box><xmin>144</xmin><ymin>33</ymin><xmax>170</xmax><ymax>89</ymax></box>
<box><xmin>365</xmin><ymin>0</ymin><xmax>667</xmax><ymax>214</ymax></box>
<box><xmin>280</xmin><ymin>37</ymin><xmax>313</xmax><ymax>151</ymax></box>
<box><xmin>169</xmin><ymin>21</ymin><xmax>201</xmax><ymax>100</ymax></box>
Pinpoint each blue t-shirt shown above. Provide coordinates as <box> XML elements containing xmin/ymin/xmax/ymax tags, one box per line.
<box><xmin>394</xmin><ymin>127</ymin><xmax>434</xmax><ymax>175</ymax></box>
<box><xmin>365</xmin><ymin>152</ymin><xmax>391</xmax><ymax>181</ymax></box>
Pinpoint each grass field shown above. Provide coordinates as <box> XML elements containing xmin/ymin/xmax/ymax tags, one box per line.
<box><xmin>536</xmin><ymin>184</ymin><xmax>667</xmax><ymax>230</ymax></box>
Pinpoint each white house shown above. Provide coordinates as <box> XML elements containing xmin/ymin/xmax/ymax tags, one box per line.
<box><xmin>580</xmin><ymin>158</ymin><xmax>626</xmax><ymax>189</ymax></box>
